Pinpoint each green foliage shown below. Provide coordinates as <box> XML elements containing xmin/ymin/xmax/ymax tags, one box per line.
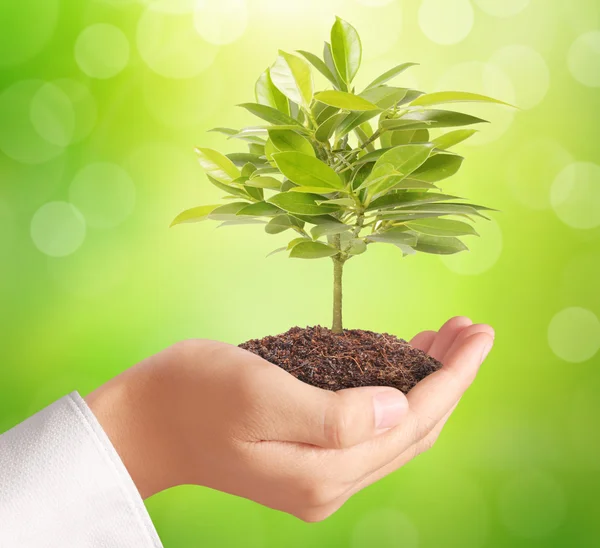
<box><xmin>172</xmin><ymin>17</ymin><xmax>509</xmax><ymax>266</ymax></box>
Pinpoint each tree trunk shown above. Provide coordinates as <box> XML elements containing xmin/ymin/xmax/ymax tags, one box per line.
<box><xmin>332</xmin><ymin>257</ymin><xmax>344</xmax><ymax>333</ymax></box>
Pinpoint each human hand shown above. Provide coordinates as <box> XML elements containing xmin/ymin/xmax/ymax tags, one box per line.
<box><xmin>85</xmin><ymin>317</ymin><xmax>493</xmax><ymax>521</ymax></box>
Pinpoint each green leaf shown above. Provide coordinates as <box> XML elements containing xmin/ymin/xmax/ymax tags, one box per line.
<box><xmin>316</xmin><ymin>197</ymin><xmax>355</xmax><ymax>206</ymax></box>
<box><xmin>244</xmin><ymin>185</ymin><xmax>264</xmax><ymax>202</ymax></box>
<box><xmin>410</xmin><ymin>154</ymin><xmax>464</xmax><ymax>183</ymax></box>
<box><xmin>297</xmin><ymin>50</ymin><xmax>339</xmax><ymax>89</ymax></box>
<box><xmin>170</xmin><ymin>205</ymin><xmax>220</xmax><ymax>227</ymax></box>
<box><xmin>379</xmin><ymin>203</ymin><xmax>488</xmax><ymax>219</ymax></box>
<box><xmin>367</xmin><ymin>192</ymin><xmax>459</xmax><ymax>212</ymax></box>
<box><xmin>226</xmin><ymin>153</ymin><xmax>266</xmax><ymax>168</ymax></box>
<box><xmin>431</xmin><ymin>129</ymin><xmax>477</xmax><ymax>150</ymax></box>
<box><xmin>382</xmin><ymin>109</ymin><xmax>488</xmax><ymax>130</ymax></box>
<box><xmin>209</xmin><ymin>202</ymin><xmax>251</xmax><ymax>220</ymax></box>
<box><xmin>314</xmin><ymin>90</ymin><xmax>379</xmax><ymax>111</ymax></box>
<box><xmin>414</xmin><ymin>234</ymin><xmax>468</xmax><ymax>255</ymax></box>
<box><xmin>196</xmin><ymin>148</ymin><xmax>240</xmax><ymax>184</ymax></box>
<box><xmin>265</xmin><ymin>215</ymin><xmax>304</xmax><ymax>235</ymax></box>
<box><xmin>289</xmin><ymin>186</ymin><xmax>347</xmax><ymax>195</ymax></box>
<box><xmin>391</xmin><ymin>179</ymin><xmax>439</xmax><ymax>191</ymax></box>
<box><xmin>208</xmin><ymin>127</ymin><xmax>238</xmax><ymax>137</ymax></box>
<box><xmin>245</xmin><ymin>176</ymin><xmax>282</xmax><ymax>190</ymax></box>
<box><xmin>267</xmin><ymin>246</ymin><xmax>287</xmax><ymax>257</ymax></box>
<box><xmin>290</xmin><ymin>240</ymin><xmax>339</xmax><ymax>259</ymax></box>
<box><xmin>293</xmin><ymin>214</ymin><xmax>340</xmax><ymax>225</ymax></box>
<box><xmin>410</xmin><ymin>91</ymin><xmax>515</xmax><ymax>108</ymax></box>
<box><xmin>238</xmin><ymin>103</ymin><xmax>299</xmax><ymax>126</ymax></box>
<box><xmin>241</xmin><ymin>163</ymin><xmax>257</xmax><ymax>178</ymax></box>
<box><xmin>255</xmin><ymin>69</ymin><xmax>290</xmax><ymax>114</ymax></box>
<box><xmin>236</xmin><ymin>202</ymin><xmax>282</xmax><ymax>217</ymax></box>
<box><xmin>272</xmin><ymin>152</ymin><xmax>344</xmax><ymax>190</ymax></box>
<box><xmin>323</xmin><ymin>41</ymin><xmax>346</xmax><ymax>91</ymax></box>
<box><xmin>311</xmin><ymin>221</ymin><xmax>352</xmax><ymax>239</ymax></box>
<box><xmin>331</xmin><ymin>17</ymin><xmax>362</xmax><ymax>84</ymax></box>
<box><xmin>364</xmin><ymin>63</ymin><xmax>419</xmax><ymax>90</ymax></box>
<box><xmin>268</xmin><ymin>129</ymin><xmax>315</xmax><ymax>156</ymax></box>
<box><xmin>405</xmin><ymin>218</ymin><xmax>478</xmax><ymax>237</ymax></box>
<box><xmin>359</xmin><ymin>144</ymin><xmax>435</xmax><ymax>194</ymax></box>
<box><xmin>270</xmin><ymin>50</ymin><xmax>313</xmax><ymax>108</ymax></box>
<box><xmin>361</xmin><ymin>86</ymin><xmax>409</xmax><ymax>109</ymax></box>
<box><xmin>207</xmin><ymin>175</ymin><xmax>250</xmax><ymax>199</ymax></box>
<box><xmin>347</xmin><ymin>238</ymin><xmax>367</xmax><ymax>255</ymax></box>
<box><xmin>316</xmin><ymin>112</ymin><xmax>347</xmax><ymax>142</ymax></box>
<box><xmin>267</xmin><ymin>193</ymin><xmax>341</xmax><ymax>216</ymax></box>
<box><xmin>218</xmin><ymin>219</ymin><xmax>266</xmax><ymax>227</ymax></box>
<box><xmin>390</xmin><ymin>129</ymin><xmax>430</xmax><ymax>146</ymax></box>
<box><xmin>367</xmin><ymin>228</ymin><xmax>418</xmax><ymax>246</ymax></box>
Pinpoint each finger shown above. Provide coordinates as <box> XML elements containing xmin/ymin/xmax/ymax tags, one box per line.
<box><xmin>406</xmin><ymin>332</ymin><xmax>493</xmax><ymax>439</ymax></box>
<box><xmin>446</xmin><ymin>324</ymin><xmax>494</xmax><ymax>358</ymax></box>
<box><xmin>254</xmin><ymin>361</ymin><xmax>409</xmax><ymax>449</ymax></box>
<box><xmin>409</xmin><ymin>330</ymin><xmax>437</xmax><ymax>353</ymax></box>
<box><xmin>427</xmin><ymin>316</ymin><xmax>473</xmax><ymax>361</ymax></box>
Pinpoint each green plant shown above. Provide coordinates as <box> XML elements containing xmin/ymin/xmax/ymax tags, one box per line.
<box><xmin>172</xmin><ymin>17</ymin><xmax>510</xmax><ymax>334</ymax></box>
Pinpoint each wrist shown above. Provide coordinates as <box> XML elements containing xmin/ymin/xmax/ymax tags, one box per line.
<box><xmin>85</xmin><ymin>363</ymin><xmax>180</xmax><ymax>499</ymax></box>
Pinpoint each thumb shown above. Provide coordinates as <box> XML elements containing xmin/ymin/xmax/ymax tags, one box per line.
<box><xmin>273</xmin><ymin>381</ymin><xmax>409</xmax><ymax>449</ymax></box>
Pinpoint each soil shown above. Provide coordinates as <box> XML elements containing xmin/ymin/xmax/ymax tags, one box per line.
<box><xmin>239</xmin><ymin>325</ymin><xmax>442</xmax><ymax>394</ymax></box>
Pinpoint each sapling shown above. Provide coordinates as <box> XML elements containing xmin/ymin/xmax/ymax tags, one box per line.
<box><xmin>172</xmin><ymin>17</ymin><xmax>510</xmax><ymax>392</ymax></box>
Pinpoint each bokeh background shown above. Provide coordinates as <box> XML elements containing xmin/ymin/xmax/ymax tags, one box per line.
<box><xmin>1</xmin><ymin>0</ymin><xmax>600</xmax><ymax>545</ymax></box>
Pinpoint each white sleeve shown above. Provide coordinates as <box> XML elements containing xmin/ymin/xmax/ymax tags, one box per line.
<box><xmin>0</xmin><ymin>392</ymin><xmax>163</xmax><ymax>548</ymax></box>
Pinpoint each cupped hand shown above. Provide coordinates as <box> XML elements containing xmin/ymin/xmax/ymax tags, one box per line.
<box><xmin>85</xmin><ymin>317</ymin><xmax>493</xmax><ymax>522</ymax></box>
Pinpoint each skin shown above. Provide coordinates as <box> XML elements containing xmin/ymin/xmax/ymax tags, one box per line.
<box><xmin>85</xmin><ymin>317</ymin><xmax>494</xmax><ymax>522</ymax></box>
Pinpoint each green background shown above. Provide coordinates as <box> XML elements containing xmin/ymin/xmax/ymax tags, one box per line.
<box><xmin>1</xmin><ymin>0</ymin><xmax>600</xmax><ymax>546</ymax></box>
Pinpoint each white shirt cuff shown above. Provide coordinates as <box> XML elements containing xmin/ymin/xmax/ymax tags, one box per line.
<box><xmin>0</xmin><ymin>392</ymin><xmax>163</xmax><ymax>547</ymax></box>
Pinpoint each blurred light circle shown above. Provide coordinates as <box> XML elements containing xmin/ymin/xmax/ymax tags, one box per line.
<box><xmin>351</xmin><ymin>509</ymin><xmax>419</xmax><ymax>548</ymax></box>
<box><xmin>52</xmin><ymin>79</ymin><xmax>98</xmax><ymax>143</ymax></box>
<box><xmin>419</xmin><ymin>0</ymin><xmax>474</xmax><ymax>45</ymax></box>
<box><xmin>568</xmin><ymin>31</ymin><xmax>600</xmax><ymax>87</ymax></box>
<box><xmin>435</xmin><ymin>62</ymin><xmax>515</xmax><ymax>145</ymax></box>
<box><xmin>138</xmin><ymin>0</ymin><xmax>196</xmax><ymax>12</ymax></box>
<box><xmin>352</xmin><ymin>2</ymin><xmax>403</xmax><ymax>60</ymax></box>
<box><xmin>488</xmin><ymin>45</ymin><xmax>549</xmax><ymax>109</ymax></box>
<box><xmin>474</xmin><ymin>0</ymin><xmax>529</xmax><ymax>17</ymax></box>
<box><xmin>193</xmin><ymin>0</ymin><xmax>248</xmax><ymax>46</ymax></box>
<box><xmin>137</xmin><ymin>7</ymin><xmax>219</xmax><ymax>79</ymax></box>
<box><xmin>548</xmin><ymin>307</ymin><xmax>600</xmax><ymax>363</ymax></box>
<box><xmin>441</xmin><ymin>219</ymin><xmax>502</xmax><ymax>276</ymax></box>
<box><xmin>0</xmin><ymin>0</ymin><xmax>60</xmax><ymax>68</ymax></box>
<box><xmin>75</xmin><ymin>24</ymin><xmax>130</xmax><ymax>79</ymax></box>
<box><xmin>498</xmin><ymin>469</ymin><xmax>566</xmax><ymax>538</ymax></box>
<box><xmin>48</xmin><ymin>234</ymin><xmax>131</xmax><ymax>298</ymax></box>
<box><xmin>142</xmin><ymin>67</ymin><xmax>224</xmax><ymax>128</ymax></box>
<box><xmin>0</xmin><ymin>80</ymin><xmax>64</xmax><ymax>164</ymax></box>
<box><xmin>506</xmin><ymin>139</ymin><xmax>573</xmax><ymax>210</ymax></box>
<box><xmin>69</xmin><ymin>163</ymin><xmax>136</xmax><ymax>229</ymax></box>
<box><xmin>30</xmin><ymin>83</ymin><xmax>76</xmax><ymax>147</ymax></box>
<box><xmin>31</xmin><ymin>202</ymin><xmax>86</xmax><ymax>257</ymax></box>
<box><xmin>551</xmin><ymin>162</ymin><xmax>600</xmax><ymax>229</ymax></box>
<box><xmin>355</xmin><ymin>0</ymin><xmax>394</xmax><ymax>5</ymax></box>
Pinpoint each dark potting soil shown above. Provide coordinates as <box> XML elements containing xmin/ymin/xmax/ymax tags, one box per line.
<box><xmin>239</xmin><ymin>326</ymin><xmax>442</xmax><ymax>394</ymax></box>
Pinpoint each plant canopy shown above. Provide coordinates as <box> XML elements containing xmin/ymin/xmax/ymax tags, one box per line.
<box><xmin>172</xmin><ymin>17</ymin><xmax>511</xmax><ymax>333</ymax></box>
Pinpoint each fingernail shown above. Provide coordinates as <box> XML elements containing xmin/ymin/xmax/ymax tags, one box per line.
<box><xmin>481</xmin><ymin>343</ymin><xmax>493</xmax><ymax>363</ymax></box>
<box><xmin>373</xmin><ymin>390</ymin><xmax>407</xmax><ymax>429</ymax></box>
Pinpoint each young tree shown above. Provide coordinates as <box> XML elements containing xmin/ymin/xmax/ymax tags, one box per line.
<box><xmin>172</xmin><ymin>17</ymin><xmax>509</xmax><ymax>333</ymax></box>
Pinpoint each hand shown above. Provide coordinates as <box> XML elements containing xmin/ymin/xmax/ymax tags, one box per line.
<box><xmin>85</xmin><ymin>317</ymin><xmax>493</xmax><ymax>521</ymax></box>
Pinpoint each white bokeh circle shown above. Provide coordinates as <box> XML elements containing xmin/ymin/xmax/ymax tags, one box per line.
<box><xmin>489</xmin><ymin>45</ymin><xmax>549</xmax><ymax>109</ymax></box>
<box><xmin>352</xmin><ymin>2</ymin><xmax>404</xmax><ymax>60</ymax></box>
<box><xmin>354</xmin><ymin>0</ymin><xmax>395</xmax><ymax>6</ymax></box>
<box><xmin>568</xmin><ymin>31</ymin><xmax>600</xmax><ymax>87</ymax></box>
<box><xmin>441</xmin><ymin>219</ymin><xmax>502</xmax><ymax>276</ymax></box>
<box><xmin>75</xmin><ymin>24</ymin><xmax>130</xmax><ymax>79</ymax></box>
<box><xmin>138</xmin><ymin>0</ymin><xmax>196</xmax><ymax>12</ymax></box>
<box><xmin>193</xmin><ymin>0</ymin><xmax>249</xmax><ymax>46</ymax></box>
<box><xmin>69</xmin><ymin>163</ymin><xmax>136</xmax><ymax>229</ymax></box>
<box><xmin>31</xmin><ymin>202</ymin><xmax>86</xmax><ymax>257</ymax></box>
<box><xmin>551</xmin><ymin>162</ymin><xmax>600</xmax><ymax>229</ymax></box>
<box><xmin>548</xmin><ymin>307</ymin><xmax>600</xmax><ymax>363</ymax></box>
<box><xmin>30</xmin><ymin>82</ymin><xmax>76</xmax><ymax>147</ymax></box>
<box><xmin>137</xmin><ymin>7</ymin><xmax>219</xmax><ymax>79</ymax></box>
<box><xmin>0</xmin><ymin>0</ymin><xmax>60</xmax><ymax>68</ymax></box>
<box><xmin>497</xmin><ymin>469</ymin><xmax>566</xmax><ymax>538</ymax></box>
<box><xmin>351</xmin><ymin>509</ymin><xmax>419</xmax><ymax>548</ymax></box>
<box><xmin>506</xmin><ymin>139</ymin><xmax>573</xmax><ymax>210</ymax></box>
<box><xmin>52</xmin><ymin>79</ymin><xmax>98</xmax><ymax>143</ymax></box>
<box><xmin>435</xmin><ymin>61</ymin><xmax>515</xmax><ymax>145</ymax></box>
<box><xmin>419</xmin><ymin>0</ymin><xmax>474</xmax><ymax>45</ymax></box>
<box><xmin>474</xmin><ymin>0</ymin><xmax>529</xmax><ymax>17</ymax></box>
<box><xmin>0</xmin><ymin>80</ymin><xmax>64</xmax><ymax>164</ymax></box>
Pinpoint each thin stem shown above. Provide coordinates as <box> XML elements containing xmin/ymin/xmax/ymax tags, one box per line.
<box><xmin>332</xmin><ymin>252</ymin><xmax>344</xmax><ymax>334</ymax></box>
